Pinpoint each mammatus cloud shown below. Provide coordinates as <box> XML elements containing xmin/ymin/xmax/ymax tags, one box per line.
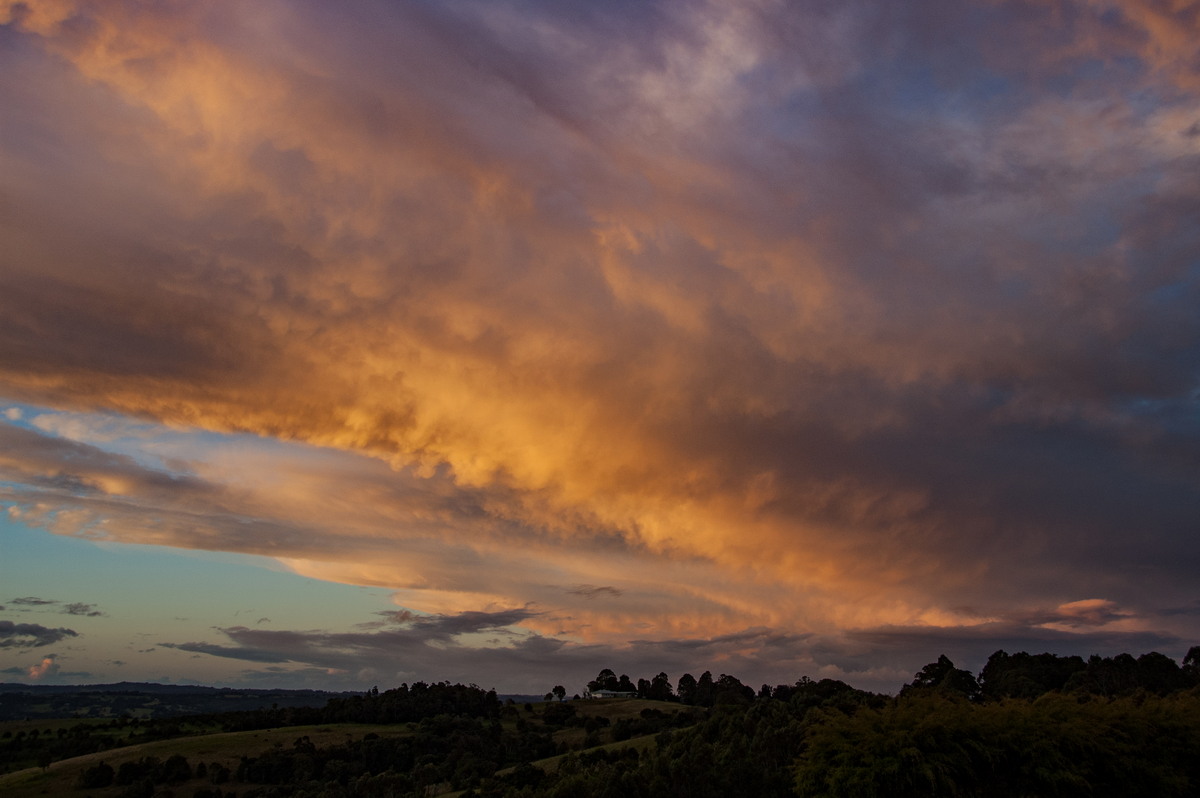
<box><xmin>0</xmin><ymin>620</ymin><xmax>79</xmax><ymax>649</ymax></box>
<box><xmin>1</xmin><ymin>0</ymin><xmax>1199</xmax><ymax>686</ymax></box>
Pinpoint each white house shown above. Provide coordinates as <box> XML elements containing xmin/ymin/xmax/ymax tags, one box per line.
<box><xmin>585</xmin><ymin>689</ymin><xmax>637</xmax><ymax>699</ymax></box>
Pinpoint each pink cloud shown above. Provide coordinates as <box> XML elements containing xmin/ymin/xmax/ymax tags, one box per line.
<box><xmin>27</xmin><ymin>655</ymin><xmax>60</xmax><ymax>680</ymax></box>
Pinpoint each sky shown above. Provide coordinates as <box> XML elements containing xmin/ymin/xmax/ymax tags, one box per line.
<box><xmin>0</xmin><ymin>0</ymin><xmax>1198</xmax><ymax>696</ymax></box>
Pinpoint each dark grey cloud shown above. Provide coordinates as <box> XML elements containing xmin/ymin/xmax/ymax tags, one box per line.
<box><xmin>0</xmin><ymin>620</ymin><xmax>79</xmax><ymax>649</ymax></box>
<box><xmin>62</xmin><ymin>603</ymin><xmax>105</xmax><ymax>617</ymax></box>
<box><xmin>155</xmin><ymin>604</ymin><xmax>1190</xmax><ymax>695</ymax></box>
<box><xmin>568</xmin><ymin>585</ymin><xmax>623</xmax><ymax>599</ymax></box>
<box><xmin>9</xmin><ymin>597</ymin><xmax>57</xmax><ymax>606</ymax></box>
<box><xmin>160</xmin><ymin>641</ymin><xmax>293</xmax><ymax>665</ymax></box>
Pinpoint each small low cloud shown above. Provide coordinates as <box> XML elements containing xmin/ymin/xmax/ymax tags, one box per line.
<box><xmin>63</xmin><ymin>602</ymin><xmax>106</xmax><ymax>617</ymax></box>
<box><xmin>357</xmin><ymin>609</ymin><xmax>417</xmax><ymax>629</ymax></box>
<box><xmin>3</xmin><ymin>408</ymin><xmax>21</xmax><ymax>421</ymax></box>
<box><xmin>568</xmin><ymin>585</ymin><xmax>623</xmax><ymax>600</ymax></box>
<box><xmin>27</xmin><ymin>655</ymin><xmax>60</xmax><ymax>680</ymax></box>
<box><xmin>159</xmin><ymin>641</ymin><xmax>293</xmax><ymax>664</ymax></box>
<box><xmin>5</xmin><ymin>597</ymin><xmax>106</xmax><ymax>617</ymax></box>
<box><xmin>1049</xmin><ymin>599</ymin><xmax>1132</xmax><ymax>628</ymax></box>
<box><xmin>9</xmin><ymin>597</ymin><xmax>58</xmax><ymax>606</ymax></box>
<box><xmin>0</xmin><ymin>620</ymin><xmax>80</xmax><ymax>649</ymax></box>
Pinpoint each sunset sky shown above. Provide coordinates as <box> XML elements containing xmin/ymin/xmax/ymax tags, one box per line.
<box><xmin>1</xmin><ymin>0</ymin><xmax>1198</xmax><ymax>695</ymax></box>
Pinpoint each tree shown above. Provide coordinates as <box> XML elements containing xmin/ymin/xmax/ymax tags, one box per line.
<box><xmin>694</xmin><ymin>671</ymin><xmax>716</xmax><ymax>706</ymax></box>
<box><xmin>587</xmin><ymin>668</ymin><xmax>619</xmax><ymax>693</ymax></box>
<box><xmin>552</xmin><ymin>685</ymin><xmax>566</xmax><ymax>702</ymax></box>
<box><xmin>648</xmin><ymin>672</ymin><xmax>674</xmax><ymax>701</ymax></box>
<box><xmin>1183</xmin><ymin>645</ymin><xmax>1200</xmax><ymax>685</ymax></box>
<box><xmin>714</xmin><ymin>673</ymin><xmax>754</xmax><ymax>705</ymax></box>
<box><xmin>1135</xmin><ymin>651</ymin><xmax>1187</xmax><ymax>694</ymax></box>
<box><xmin>677</xmin><ymin>673</ymin><xmax>698</xmax><ymax>704</ymax></box>
<box><xmin>903</xmin><ymin>655</ymin><xmax>980</xmax><ymax>699</ymax></box>
<box><xmin>978</xmin><ymin>650</ymin><xmax>1085</xmax><ymax>700</ymax></box>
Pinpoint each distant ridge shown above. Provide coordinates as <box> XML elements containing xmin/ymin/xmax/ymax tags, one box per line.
<box><xmin>0</xmin><ymin>682</ymin><xmax>353</xmax><ymax>720</ymax></box>
<box><xmin>0</xmin><ymin>681</ymin><xmax>344</xmax><ymax>695</ymax></box>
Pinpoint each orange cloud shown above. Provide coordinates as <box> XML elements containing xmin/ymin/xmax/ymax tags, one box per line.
<box><xmin>27</xmin><ymin>655</ymin><xmax>59</xmax><ymax>680</ymax></box>
<box><xmin>2</xmin><ymin>0</ymin><xmax>1199</xmax><ymax>671</ymax></box>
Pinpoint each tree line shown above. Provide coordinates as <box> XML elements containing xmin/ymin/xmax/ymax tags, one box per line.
<box><xmin>4</xmin><ymin>646</ymin><xmax>1200</xmax><ymax>796</ymax></box>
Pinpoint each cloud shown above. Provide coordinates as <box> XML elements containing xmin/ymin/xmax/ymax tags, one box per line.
<box><xmin>0</xmin><ymin>0</ymin><xmax>1198</xmax><ymax>687</ymax></box>
<box><xmin>9</xmin><ymin>597</ymin><xmax>57</xmax><ymax>606</ymax></box>
<box><xmin>0</xmin><ymin>621</ymin><xmax>79</xmax><ymax>649</ymax></box>
<box><xmin>568</xmin><ymin>585</ymin><xmax>624</xmax><ymax>600</ymax></box>
<box><xmin>26</xmin><ymin>655</ymin><xmax>60</xmax><ymax>680</ymax></box>
<box><xmin>157</xmin><ymin>607</ymin><xmax>1189</xmax><ymax>695</ymax></box>
<box><xmin>62</xmin><ymin>603</ymin><xmax>105</xmax><ymax>617</ymax></box>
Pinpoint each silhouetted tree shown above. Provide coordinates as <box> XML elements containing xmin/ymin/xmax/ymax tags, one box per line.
<box><xmin>1183</xmin><ymin>645</ymin><xmax>1200</xmax><ymax>685</ymax></box>
<box><xmin>587</xmin><ymin>668</ymin><xmax>619</xmax><ymax>693</ymax></box>
<box><xmin>648</xmin><ymin>672</ymin><xmax>674</xmax><ymax>701</ymax></box>
<box><xmin>677</xmin><ymin>673</ymin><xmax>698</xmax><ymax>705</ymax></box>
<box><xmin>979</xmin><ymin>650</ymin><xmax>1085</xmax><ymax>700</ymax></box>
<box><xmin>903</xmin><ymin>654</ymin><xmax>980</xmax><ymax>699</ymax></box>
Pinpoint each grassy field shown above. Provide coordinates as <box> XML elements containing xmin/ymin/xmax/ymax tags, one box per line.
<box><xmin>0</xmin><ymin>698</ymin><xmax>699</xmax><ymax>797</ymax></box>
<box><xmin>0</xmin><ymin>722</ymin><xmax>414</xmax><ymax>798</ymax></box>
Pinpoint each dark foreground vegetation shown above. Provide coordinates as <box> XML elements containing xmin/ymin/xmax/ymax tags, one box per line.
<box><xmin>1</xmin><ymin>646</ymin><xmax>1197</xmax><ymax>797</ymax></box>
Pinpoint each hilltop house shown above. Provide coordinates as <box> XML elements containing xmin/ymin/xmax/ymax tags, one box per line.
<box><xmin>584</xmin><ymin>688</ymin><xmax>637</xmax><ymax>699</ymax></box>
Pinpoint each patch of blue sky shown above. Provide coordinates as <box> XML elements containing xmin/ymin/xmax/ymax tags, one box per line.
<box><xmin>5</xmin><ymin>399</ymin><xmax>348</xmax><ymax>482</ymax></box>
<box><xmin>0</xmin><ymin>513</ymin><xmax>398</xmax><ymax>679</ymax></box>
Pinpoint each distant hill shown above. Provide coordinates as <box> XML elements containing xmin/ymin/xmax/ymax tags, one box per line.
<box><xmin>0</xmin><ymin>682</ymin><xmax>350</xmax><ymax>720</ymax></box>
<box><xmin>496</xmin><ymin>694</ymin><xmax>549</xmax><ymax>704</ymax></box>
